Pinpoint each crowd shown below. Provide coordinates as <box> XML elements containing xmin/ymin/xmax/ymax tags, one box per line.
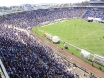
<box><xmin>0</xmin><ymin>7</ymin><xmax>86</xmax><ymax>29</ymax></box>
<box><xmin>0</xmin><ymin>7</ymin><xmax>100</xmax><ymax>78</ymax></box>
<box><xmin>90</xmin><ymin>3</ymin><xmax>104</xmax><ymax>6</ymax></box>
<box><xmin>0</xmin><ymin>24</ymin><xmax>89</xmax><ymax>78</ymax></box>
<box><xmin>83</xmin><ymin>8</ymin><xmax>104</xmax><ymax>20</ymax></box>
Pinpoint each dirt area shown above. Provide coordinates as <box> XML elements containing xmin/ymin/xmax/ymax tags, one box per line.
<box><xmin>30</xmin><ymin>30</ymin><xmax>104</xmax><ymax>78</ymax></box>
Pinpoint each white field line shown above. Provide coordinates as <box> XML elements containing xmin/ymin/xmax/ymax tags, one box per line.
<box><xmin>38</xmin><ymin>28</ymin><xmax>81</xmax><ymax>51</ymax></box>
<box><xmin>82</xmin><ymin>27</ymin><xmax>102</xmax><ymax>39</ymax></box>
<box><xmin>38</xmin><ymin>28</ymin><xmax>96</xmax><ymax>54</ymax></box>
<box><xmin>38</xmin><ymin>29</ymin><xmax>43</xmax><ymax>33</ymax></box>
<box><xmin>5</xmin><ymin>24</ymin><xmax>73</xmax><ymax>69</ymax></box>
<box><xmin>3</xmin><ymin>24</ymin><xmax>96</xmax><ymax>77</ymax></box>
<box><xmin>38</xmin><ymin>28</ymin><xmax>95</xmax><ymax>55</ymax></box>
<box><xmin>61</xmin><ymin>40</ymin><xmax>81</xmax><ymax>50</ymax></box>
<box><xmin>41</xmin><ymin>20</ymin><xmax>66</xmax><ymax>27</ymax></box>
<box><xmin>39</xmin><ymin>20</ymin><xmax>82</xmax><ymax>51</ymax></box>
<box><xmin>41</xmin><ymin>22</ymin><xmax>54</xmax><ymax>27</ymax></box>
<box><xmin>31</xmin><ymin>30</ymin><xmax>73</xmax><ymax>61</ymax></box>
<box><xmin>32</xmin><ymin>32</ymin><xmax>96</xmax><ymax>78</ymax></box>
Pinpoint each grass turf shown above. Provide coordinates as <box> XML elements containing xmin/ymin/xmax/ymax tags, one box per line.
<box><xmin>34</xmin><ymin>19</ymin><xmax>104</xmax><ymax>56</ymax></box>
<box><xmin>32</xmin><ymin>18</ymin><xmax>104</xmax><ymax>71</ymax></box>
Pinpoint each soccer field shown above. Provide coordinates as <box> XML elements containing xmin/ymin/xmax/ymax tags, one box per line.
<box><xmin>33</xmin><ymin>19</ymin><xmax>104</xmax><ymax>57</ymax></box>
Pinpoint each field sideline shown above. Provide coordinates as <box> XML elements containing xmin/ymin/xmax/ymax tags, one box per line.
<box><xmin>33</xmin><ymin>18</ymin><xmax>104</xmax><ymax>57</ymax></box>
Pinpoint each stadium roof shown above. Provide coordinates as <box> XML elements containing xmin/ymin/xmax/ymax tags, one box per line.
<box><xmin>0</xmin><ymin>0</ymin><xmax>90</xmax><ymax>7</ymax></box>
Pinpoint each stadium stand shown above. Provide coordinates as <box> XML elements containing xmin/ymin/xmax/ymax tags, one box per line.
<box><xmin>0</xmin><ymin>24</ymin><xmax>92</xmax><ymax>78</ymax></box>
<box><xmin>0</xmin><ymin>6</ymin><xmax>104</xmax><ymax>78</ymax></box>
<box><xmin>90</xmin><ymin>0</ymin><xmax>104</xmax><ymax>6</ymax></box>
<box><xmin>0</xmin><ymin>7</ymin><xmax>86</xmax><ymax>29</ymax></box>
<box><xmin>83</xmin><ymin>8</ymin><xmax>104</xmax><ymax>20</ymax></box>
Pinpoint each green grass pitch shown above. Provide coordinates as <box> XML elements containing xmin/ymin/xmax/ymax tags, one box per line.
<box><xmin>33</xmin><ymin>18</ymin><xmax>104</xmax><ymax>57</ymax></box>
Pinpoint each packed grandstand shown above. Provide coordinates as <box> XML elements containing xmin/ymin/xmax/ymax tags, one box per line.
<box><xmin>0</xmin><ymin>2</ymin><xmax>104</xmax><ymax>78</ymax></box>
<box><xmin>90</xmin><ymin>0</ymin><xmax>104</xmax><ymax>6</ymax></box>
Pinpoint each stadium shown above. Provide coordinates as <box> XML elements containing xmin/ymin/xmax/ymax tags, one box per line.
<box><xmin>0</xmin><ymin>0</ymin><xmax>104</xmax><ymax>78</ymax></box>
<box><xmin>90</xmin><ymin>0</ymin><xmax>104</xmax><ymax>6</ymax></box>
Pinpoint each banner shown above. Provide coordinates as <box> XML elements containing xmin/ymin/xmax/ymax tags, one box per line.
<box><xmin>93</xmin><ymin>54</ymin><xmax>104</xmax><ymax>66</ymax></box>
<box><xmin>80</xmin><ymin>49</ymin><xmax>91</xmax><ymax>59</ymax></box>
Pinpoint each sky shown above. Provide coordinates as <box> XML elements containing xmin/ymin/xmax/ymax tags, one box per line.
<box><xmin>0</xmin><ymin>0</ymin><xmax>90</xmax><ymax>6</ymax></box>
